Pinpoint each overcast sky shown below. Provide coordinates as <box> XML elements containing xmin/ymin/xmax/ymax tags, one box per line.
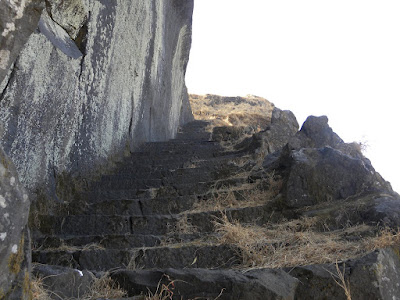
<box><xmin>186</xmin><ymin>0</ymin><xmax>400</xmax><ymax>192</ymax></box>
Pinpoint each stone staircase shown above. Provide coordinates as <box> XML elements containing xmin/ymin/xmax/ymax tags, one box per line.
<box><xmin>31</xmin><ymin>120</ymin><xmax>281</xmax><ymax>297</ymax></box>
<box><xmin>30</xmin><ymin>118</ymin><xmax>400</xmax><ymax>299</ymax></box>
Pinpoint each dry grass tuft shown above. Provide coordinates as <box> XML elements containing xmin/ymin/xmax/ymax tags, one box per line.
<box><xmin>31</xmin><ymin>276</ymin><xmax>52</xmax><ymax>300</ymax></box>
<box><xmin>191</xmin><ymin>188</ymin><xmax>274</xmax><ymax>213</ymax></box>
<box><xmin>370</xmin><ymin>227</ymin><xmax>400</xmax><ymax>249</ymax></box>
<box><xmin>45</xmin><ymin>242</ymin><xmax>105</xmax><ymax>252</ymax></box>
<box><xmin>144</xmin><ymin>274</ymin><xmax>224</xmax><ymax>300</ymax></box>
<box><xmin>162</xmin><ymin>215</ymin><xmax>200</xmax><ymax>245</ymax></box>
<box><xmin>32</xmin><ymin>273</ymin><xmax>127</xmax><ymax>300</ymax></box>
<box><xmin>145</xmin><ymin>274</ymin><xmax>175</xmax><ymax>300</ymax></box>
<box><xmin>82</xmin><ymin>273</ymin><xmax>127</xmax><ymax>299</ymax></box>
<box><xmin>214</xmin><ymin>215</ymin><xmax>400</xmax><ymax>268</ymax></box>
<box><xmin>330</xmin><ymin>261</ymin><xmax>352</xmax><ymax>300</ymax></box>
<box><xmin>191</xmin><ymin>173</ymin><xmax>282</xmax><ymax>213</ymax></box>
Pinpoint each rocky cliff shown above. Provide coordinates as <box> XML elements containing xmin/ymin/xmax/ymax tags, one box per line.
<box><xmin>0</xmin><ymin>0</ymin><xmax>194</xmax><ymax>192</ymax></box>
<box><xmin>0</xmin><ymin>0</ymin><xmax>194</xmax><ymax>297</ymax></box>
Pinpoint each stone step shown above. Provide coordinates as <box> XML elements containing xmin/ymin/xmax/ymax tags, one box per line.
<box><xmin>84</xmin><ymin>176</ymin><xmax>253</xmax><ymax>202</ymax></box>
<box><xmin>97</xmin><ymin>167</ymin><xmax>218</xmax><ymax>185</ymax></box>
<box><xmin>114</xmin><ymin>154</ymin><xmax>244</xmax><ymax>172</ymax></box>
<box><xmin>33</xmin><ymin>201</ymin><xmax>285</xmax><ymax>238</ymax></box>
<box><xmin>102</xmin><ymin>164</ymin><xmax>234</xmax><ymax>179</ymax></box>
<box><xmin>174</xmin><ymin>132</ymin><xmax>212</xmax><ymax>141</ymax></box>
<box><xmin>85</xmin><ymin>183</ymin><xmax>268</xmax><ymax>216</ymax></box>
<box><xmin>89</xmin><ymin>178</ymin><xmax>164</xmax><ymax>191</ymax></box>
<box><xmin>32</xmin><ymin>243</ymin><xmax>241</xmax><ymax>271</ymax></box>
<box><xmin>32</xmin><ymin>234</ymin><xmax>163</xmax><ymax>250</ymax></box>
<box><xmin>114</xmin><ymin>159</ymin><xmax>240</xmax><ymax>176</ymax></box>
<box><xmin>140</xmin><ymin>140</ymin><xmax>218</xmax><ymax>150</ymax></box>
<box><xmin>117</xmin><ymin>154</ymin><xmax>228</xmax><ymax>168</ymax></box>
<box><xmin>86</xmin><ymin>195</ymin><xmax>198</xmax><ymax>216</ymax></box>
<box><xmin>130</xmin><ymin>143</ymin><xmax>221</xmax><ymax>157</ymax></box>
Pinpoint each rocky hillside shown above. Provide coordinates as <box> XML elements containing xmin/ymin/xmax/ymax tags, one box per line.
<box><xmin>29</xmin><ymin>95</ymin><xmax>400</xmax><ymax>299</ymax></box>
<box><xmin>1</xmin><ymin>1</ymin><xmax>399</xmax><ymax>298</ymax></box>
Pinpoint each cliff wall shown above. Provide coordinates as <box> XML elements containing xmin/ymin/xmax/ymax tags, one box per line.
<box><xmin>0</xmin><ymin>1</ymin><xmax>193</xmax><ymax>297</ymax></box>
<box><xmin>0</xmin><ymin>0</ymin><xmax>194</xmax><ymax>192</ymax></box>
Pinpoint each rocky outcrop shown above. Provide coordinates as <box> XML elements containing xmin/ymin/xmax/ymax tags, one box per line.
<box><xmin>262</xmin><ymin>115</ymin><xmax>396</xmax><ymax>217</ymax></box>
<box><xmin>0</xmin><ymin>0</ymin><xmax>194</xmax><ymax>194</ymax></box>
<box><xmin>0</xmin><ymin>148</ymin><xmax>31</xmax><ymax>299</ymax></box>
<box><xmin>287</xmin><ymin>248</ymin><xmax>400</xmax><ymax>300</ymax></box>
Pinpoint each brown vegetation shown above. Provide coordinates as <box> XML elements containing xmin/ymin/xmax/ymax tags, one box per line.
<box><xmin>214</xmin><ymin>215</ymin><xmax>400</xmax><ymax>268</ymax></box>
<box><xmin>189</xmin><ymin>94</ymin><xmax>274</xmax><ymax>131</ymax></box>
<box><xmin>31</xmin><ymin>273</ymin><xmax>127</xmax><ymax>300</ymax></box>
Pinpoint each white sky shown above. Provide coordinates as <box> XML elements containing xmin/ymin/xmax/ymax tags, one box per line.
<box><xmin>186</xmin><ymin>0</ymin><xmax>400</xmax><ymax>192</ymax></box>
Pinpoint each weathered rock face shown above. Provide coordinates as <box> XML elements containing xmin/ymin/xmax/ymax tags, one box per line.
<box><xmin>33</xmin><ymin>264</ymin><xmax>95</xmax><ymax>299</ymax></box>
<box><xmin>0</xmin><ymin>0</ymin><xmax>194</xmax><ymax>193</ymax></box>
<box><xmin>288</xmin><ymin>248</ymin><xmax>400</xmax><ymax>300</ymax></box>
<box><xmin>0</xmin><ymin>148</ymin><xmax>31</xmax><ymax>299</ymax></box>
<box><xmin>112</xmin><ymin>268</ymin><xmax>299</xmax><ymax>300</ymax></box>
<box><xmin>263</xmin><ymin>115</ymin><xmax>392</xmax><ymax>209</ymax></box>
<box><xmin>0</xmin><ymin>0</ymin><xmax>44</xmax><ymax>82</ymax></box>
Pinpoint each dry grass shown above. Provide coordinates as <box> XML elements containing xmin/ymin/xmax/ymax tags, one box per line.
<box><xmin>144</xmin><ymin>274</ymin><xmax>225</xmax><ymax>300</ymax></box>
<box><xmin>31</xmin><ymin>273</ymin><xmax>127</xmax><ymax>300</ymax></box>
<box><xmin>330</xmin><ymin>261</ymin><xmax>352</xmax><ymax>300</ymax></box>
<box><xmin>145</xmin><ymin>274</ymin><xmax>175</xmax><ymax>300</ymax></box>
<box><xmin>189</xmin><ymin>94</ymin><xmax>274</xmax><ymax>131</ymax></box>
<box><xmin>31</xmin><ymin>276</ymin><xmax>52</xmax><ymax>300</ymax></box>
<box><xmin>191</xmin><ymin>187</ymin><xmax>274</xmax><ymax>213</ymax></box>
<box><xmin>190</xmin><ymin>172</ymin><xmax>282</xmax><ymax>213</ymax></box>
<box><xmin>82</xmin><ymin>273</ymin><xmax>127</xmax><ymax>299</ymax></box>
<box><xmin>45</xmin><ymin>242</ymin><xmax>105</xmax><ymax>252</ymax></box>
<box><xmin>162</xmin><ymin>214</ymin><xmax>200</xmax><ymax>245</ymax></box>
<box><xmin>214</xmin><ymin>215</ymin><xmax>400</xmax><ymax>268</ymax></box>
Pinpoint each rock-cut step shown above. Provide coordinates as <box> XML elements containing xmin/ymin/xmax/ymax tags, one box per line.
<box><xmin>32</xmin><ymin>243</ymin><xmax>241</xmax><ymax>271</ymax></box>
<box><xmin>32</xmin><ymin>201</ymin><xmax>288</xmax><ymax>243</ymax></box>
<box><xmin>83</xmin><ymin>176</ymin><xmax>254</xmax><ymax>202</ymax></box>
<box><xmin>32</xmin><ymin>233</ymin><xmax>164</xmax><ymax>250</ymax></box>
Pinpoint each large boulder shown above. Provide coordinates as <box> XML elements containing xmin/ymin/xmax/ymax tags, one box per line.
<box><xmin>256</xmin><ymin>108</ymin><xmax>299</xmax><ymax>154</ymax></box>
<box><xmin>288</xmin><ymin>115</ymin><xmax>344</xmax><ymax>150</ymax></box>
<box><xmin>111</xmin><ymin>268</ymin><xmax>298</xmax><ymax>300</ymax></box>
<box><xmin>289</xmin><ymin>247</ymin><xmax>400</xmax><ymax>300</ymax></box>
<box><xmin>263</xmin><ymin>116</ymin><xmax>391</xmax><ymax>208</ymax></box>
<box><xmin>33</xmin><ymin>264</ymin><xmax>95</xmax><ymax>299</ymax></box>
<box><xmin>0</xmin><ymin>148</ymin><xmax>31</xmax><ymax>299</ymax></box>
<box><xmin>232</xmin><ymin>108</ymin><xmax>299</xmax><ymax>154</ymax></box>
<box><xmin>284</xmin><ymin>146</ymin><xmax>382</xmax><ymax>208</ymax></box>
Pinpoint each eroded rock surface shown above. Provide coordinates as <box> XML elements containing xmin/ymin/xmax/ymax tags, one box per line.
<box><xmin>0</xmin><ymin>0</ymin><xmax>194</xmax><ymax>195</ymax></box>
<box><xmin>263</xmin><ymin>115</ymin><xmax>393</xmax><ymax>210</ymax></box>
<box><xmin>0</xmin><ymin>0</ymin><xmax>44</xmax><ymax>82</ymax></box>
<box><xmin>0</xmin><ymin>148</ymin><xmax>30</xmax><ymax>299</ymax></box>
<box><xmin>112</xmin><ymin>268</ymin><xmax>298</xmax><ymax>300</ymax></box>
